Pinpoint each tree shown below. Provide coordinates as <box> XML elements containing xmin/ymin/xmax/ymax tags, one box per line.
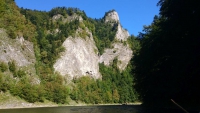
<box><xmin>17</xmin><ymin>69</ymin><xmax>26</xmax><ymax>78</ymax></box>
<box><xmin>134</xmin><ymin>0</ymin><xmax>200</xmax><ymax>108</ymax></box>
<box><xmin>8</xmin><ymin>60</ymin><xmax>16</xmax><ymax>74</ymax></box>
<box><xmin>112</xmin><ymin>89</ymin><xmax>120</xmax><ymax>103</ymax></box>
<box><xmin>0</xmin><ymin>0</ymin><xmax>6</xmax><ymax>16</ymax></box>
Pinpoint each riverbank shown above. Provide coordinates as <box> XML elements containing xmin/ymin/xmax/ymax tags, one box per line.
<box><xmin>0</xmin><ymin>92</ymin><xmax>141</xmax><ymax>109</ymax></box>
<box><xmin>0</xmin><ymin>92</ymin><xmax>57</xmax><ymax>109</ymax></box>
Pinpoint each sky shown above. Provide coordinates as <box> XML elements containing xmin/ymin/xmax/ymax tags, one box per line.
<box><xmin>15</xmin><ymin>0</ymin><xmax>160</xmax><ymax>36</ymax></box>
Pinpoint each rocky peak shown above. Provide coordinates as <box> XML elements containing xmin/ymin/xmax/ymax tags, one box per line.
<box><xmin>99</xmin><ymin>10</ymin><xmax>132</xmax><ymax>69</ymax></box>
<box><xmin>104</xmin><ymin>10</ymin><xmax>119</xmax><ymax>23</ymax></box>
<box><xmin>53</xmin><ymin>10</ymin><xmax>132</xmax><ymax>79</ymax></box>
<box><xmin>104</xmin><ymin>10</ymin><xmax>129</xmax><ymax>41</ymax></box>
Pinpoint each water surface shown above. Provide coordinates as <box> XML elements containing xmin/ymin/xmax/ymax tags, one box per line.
<box><xmin>0</xmin><ymin>105</ymin><xmax>142</xmax><ymax>113</ymax></box>
<box><xmin>0</xmin><ymin>105</ymin><xmax>192</xmax><ymax>113</ymax></box>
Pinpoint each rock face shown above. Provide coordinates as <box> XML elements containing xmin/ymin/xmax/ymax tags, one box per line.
<box><xmin>52</xmin><ymin>14</ymin><xmax>83</xmax><ymax>23</ymax></box>
<box><xmin>100</xmin><ymin>11</ymin><xmax>132</xmax><ymax>70</ymax></box>
<box><xmin>116</xmin><ymin>24</ymin><xmax>130</xmax><ymax>41</ymax></box>
<box><xmin>100</xmin><ymin>43</ymin><xmax>132</xmax><ymax>70</ymax></box>
<box><xmin>0</xmin><ymin>31</ymin><xmax>35</xmax><ymax>66</ymax></box>
<box><xmin>0</xmin><ymin>29</ymin><xmax>36</xmax><ymax>75</ymax></box>
<box><xmin>105</xmin><ymin>11</ymin><xmax>119</xmax><ymax>23</ymax></box>
<box><xmin>54</xmin><ymin>10</ymin><xmax>133</xmax><ymax>79</ymax></box>
<box><xmin>53</xmin><ymin>28</ymin><xmax>101</xmax><ymax>79</ymax></box>
<box><xmin>0</xmin><ymin>29</ymin><xmax>40</xmax><ymax>84</ymax></box>
<box><xmin>105</xmin><ymin>10</ymin><xmax>129</xmax><ymax>41</ymax></box>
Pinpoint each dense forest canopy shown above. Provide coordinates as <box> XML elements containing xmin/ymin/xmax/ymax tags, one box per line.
<box><xmin>134</xmin><ymin>0</ymin><xmax>200</xmax><ymax>109</ymax></box>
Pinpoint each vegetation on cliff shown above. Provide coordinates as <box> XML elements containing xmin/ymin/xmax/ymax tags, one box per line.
<box><xmin>0</xmin><ymin>0</ymin><xmax>139</xmax><ymax>104</ymax></box>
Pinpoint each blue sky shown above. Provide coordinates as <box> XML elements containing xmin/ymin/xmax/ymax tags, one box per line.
<box><xmin>15</xmin><ymin>0</ymin><xmax>160</xmax><ymax>36</ymax></box>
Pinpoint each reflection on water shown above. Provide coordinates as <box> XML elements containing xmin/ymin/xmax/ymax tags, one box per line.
<box><xmin>0</xmin><ymin>105</ymin><xmax>142</xmax><ymax>113</ymax></box>
<box><xmin>69</xmin><ymin>105</ymin><xmax>141</xmax><ymax>113</ymax></box>
<box><xmin>0</xmin><ymin>105</ymin><xmax>191</xmax><ymax>113</ymax></box>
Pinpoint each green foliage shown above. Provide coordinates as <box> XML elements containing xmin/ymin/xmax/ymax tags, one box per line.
<box><xmin>0</xmin><ymin>0</ymin><xmax>6</xmax><ymax>16</ymax></box>
<box><xmin>127</xmin><ymin>35</ymin><xmax>141</xmax><ymax>55</ymax></box>
<box><xmin>42</xmin><ymin>74</ymin><xmax>69</xmax><ymax>104</ymax></box>
<box><xmin>49</xmin><ymin>7</ymin><xmax>86</xmax><ymax>18</ymax></box>
<box><xmin>20</xmin><ymin>8</ymin><xmax>49</xmax><ymax>30</ymax></box>
<box><xmin>0</xmin><ymin>0</ymin><xmax>36</xmax><ymax>40</ymax></box>
<box><xmin>0</xmin><ymin>62</ymin><xmax>8</xmax><ymax>72</ymax></box>
<box><xmin>10</xmin><ymin>77</ymin><xmax>44</xmax><ymax>103</ymax></box>
<box><xmin>134</xmin><ymin>0</ymin><xmax>200</xmax><ymax>108</ymax></box>
<box><xmin>0</xmin><ymin>72</ymin><xmax>2</xmax><ymax>91</ymax></box>
<box><xmin>70</xmin><ymin>61</ymin><xmax>138</xmax><ymax>104</ymax></box>
<box><xmin>8</xmin><ymin>73</ymin><xmax>69</xmax><ymax>103</ymax></box>
<box><xmin>16</xmin><ymin>69</ymin><xmax>26</xmax><ymax>78</ymax></box>
<box><xmin>8</xmin><ymin>60</ymin><xmax>16</xmax><ymax>74</ymax></box>
<box><xmin>85</xmin><ymin>18</ymin><xmax>117</xmax><ymax>55</ymax></box>
<box><xmin>0</xmin><ymin>71</ymin><xmax>15</xmax><ymax>92</ymax></box>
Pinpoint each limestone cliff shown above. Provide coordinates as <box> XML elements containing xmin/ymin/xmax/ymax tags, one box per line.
<box><xmin>100</xmin><ymin>11</ymin><xmax>132</xmax><ymax>70</ymax></box>
<box><xmin>54</xmin><ymin>28</ymin><xmax>101</xmax><ymax>79</ymax></box>
<box><xmin>105</xmin><ymin>10</ymin><xmax>130</xmax><ymax>41</ymax></box>
<box><xmin>100</xmin><ymin>43</ymin><xmax>132</xmax><ymax>70</ymax></box>
<box><xmin>52</xmin><ymin>14</ymin><xmax>83</xmax><ymax>23</ymax></box>
<box><xmin>0</xmin><ymin>28</ymin><xmax>36</xmax><ymax>76</ymax></box>
<box><xmin>54</xmin><ymin>10</ymin><xmax>133</xmax><ymax>78</ymax></box>
<box><xmin>105</xmin><ymin>11</ymin><xmax>119</xmax><ymax>23</ymax></box>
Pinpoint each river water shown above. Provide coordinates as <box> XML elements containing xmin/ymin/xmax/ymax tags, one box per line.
<box><xmin>0</xmin><ymin>105</ymin><xmax>192</xmax><ymax>113</ymax></box>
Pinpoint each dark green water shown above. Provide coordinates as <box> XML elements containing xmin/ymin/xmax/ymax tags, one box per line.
<box><xmin>0</xmin><ymin>105</ymin><xmax>143</xmax><ymax>113</ymax></box>
<box><xmin>0</xmin><ymin>105</ymin><xmax>191</xmax><ymax>113</ymax></box>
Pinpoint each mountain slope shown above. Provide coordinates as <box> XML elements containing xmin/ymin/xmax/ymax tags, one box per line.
<box><xmin>0</xmin><ymin>2</ymin><xmax>139</xmax><ymax>105</ymax></box>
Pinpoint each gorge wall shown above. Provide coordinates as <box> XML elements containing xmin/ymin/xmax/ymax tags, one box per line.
<box><xmin>54</xmin><ymin>10</ymin><xmax>133</xmax><ymax>78</ymax></box>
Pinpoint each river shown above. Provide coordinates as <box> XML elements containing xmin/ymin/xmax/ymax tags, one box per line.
<box><xmin>0</xmin><ymin>105</ymin><xmax>194</xmax><ymax>113</ymax></box>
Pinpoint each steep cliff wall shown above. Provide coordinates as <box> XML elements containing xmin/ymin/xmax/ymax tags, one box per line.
<box><xmin>54</xmin><ymin>28</ymin><xmax>101</xmax><ymax>79</ymax></box>
<box><xmin>0</xmin><ymin>28</ymin><xmax>36</xmax><ymax>76</ymax></box>
<box><xmin>54</xmin><ymin>10</ymin><xmax>133</xmax><ymax>78</ymax></box>
<box><xmin>100</xmin><ymin>11</ymin><xmax>132</xmax><ymax>70</ymax></box>
<box><xmin>100</xmin><ymin>43</ymin><xmax>132</xmax><ymax>70</ymax></box>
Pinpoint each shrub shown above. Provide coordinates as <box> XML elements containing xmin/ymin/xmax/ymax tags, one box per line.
<box><xmin>0</xmin><ymin>62</ymin><xmax>8</xmax><ymax>72</ymax></box>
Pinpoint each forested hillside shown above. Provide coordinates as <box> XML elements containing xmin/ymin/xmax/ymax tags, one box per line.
<box><xmin>0</xmin><ymin>0</ymin><xmax>140</xmax><ymax>104</ymax></box>
<box><xmin>134</xmin><ymin>0</ymin><xmax>200</xmax><ymax>109</ymax></box>
<box><xmin>0</xmin><ymin>0</ymin><xmax>35</xmax><ymax>40</ymax></box>
<box><xmin>1</xmin><ymin>0</ymin><xmax>198</xmax><ymax>109</ymax></box>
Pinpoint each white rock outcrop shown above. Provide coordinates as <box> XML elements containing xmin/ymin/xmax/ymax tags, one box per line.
<box><xmin>54</xmin><ymin>10</ymin><xmax>133</xmax><ymax>79</ymax></box>
<box><xmin>100</xmin><ymin>43</ymin><xmax>132</xmax><ymax>70</ymax></box>
<box><xmin>115</xmin><ymin>24</ymin><xmax>130</xmax><ymax>41</ymax></box>
<box><xmin>105</xmin><ymin>11</ymin><xmax>119</xmax><ymax>23</ymax></box>
<box><xmin>0</xmin><ymin>29</ymin><xmax>36</xmax><ymax>67</ymax></box>
<box><xmin>100</xmin><ymin>11</ymin><xmax>132</xmax><ymax>70</ymax></box>
<box><xmin>105</xmin><ymin>10</ymin><xmax>130</xmax><ymax>41</ymax></box>
<box><xmin>54</xmin><ymin>29</ymin><xmax>101</xmax><ymax>79</ymax></box>
<box><xmin>52</xmin><ymin>14</ymin><xmax>83</xmax><ymax>23</ymax></box>
<box><xmin>0</xmin><ymin>28</ymin><xmax>36</xmax><ymax>76</ymax></box>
